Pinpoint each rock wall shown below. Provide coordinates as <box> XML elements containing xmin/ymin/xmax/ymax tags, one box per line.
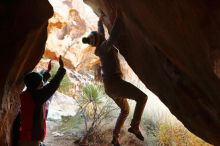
<box><xmin>0</xmin><ymin>0</ymin><xmax>53</xmax><ymax>145</ymax></box>
<box><xmin>1</xmin><ymin>0</ymin><xmax>220</xmax><ymax>145</ymax></box>
<box><xmin>45</xmin><ymin>0</ymin><xmax>99</xmax><ymax>71</ymax></box>
<box><xmin>83</xmin><ymin>0</ymin><xmax>220</xmax><ymax>145</ymax></box>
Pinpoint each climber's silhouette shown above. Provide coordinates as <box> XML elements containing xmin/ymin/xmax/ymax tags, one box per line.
<box><xmin>19</xmin><ymin>56</ymin><xmax>66</xmax><ymax>146</ymax></box>
<box><xmin>82</xmin><ymin>10</ymin><xmax>147</xmax><ymax>146</ymax></box>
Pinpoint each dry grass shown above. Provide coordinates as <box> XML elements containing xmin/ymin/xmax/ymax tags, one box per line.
<box><xmin>158</xmin><ymin>121</ymin><xmax>213</xmax><ymax>146</ymax></box>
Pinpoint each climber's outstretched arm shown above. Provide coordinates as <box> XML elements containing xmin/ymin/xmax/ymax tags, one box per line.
<box><xmin>98</xmin><ymin>12</ymin><xmax>105</xmax><ymax>36</ymax></box>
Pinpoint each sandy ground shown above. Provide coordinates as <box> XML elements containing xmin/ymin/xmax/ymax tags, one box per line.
<box><xmin>44</xmin><ymin>121</ymin><xmax>78</xmax><ymax>146</ymax></box>
<box><xmin>43</xmin><ymin>92</ymin><xmax>147</xmax><ymax>146</ymax></box>
<box><xmin>43</xmin><ymin>120</ymin><xmax>146</xmax><ymax>146</ymax></box>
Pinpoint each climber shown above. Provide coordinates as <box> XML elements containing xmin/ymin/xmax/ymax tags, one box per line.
<box><xmin>82</xmin><ymin>10</ymin><xmax>147</xmax><ymax>146</ymax></box>
<box><xmin>19</xmin><ymin>56</ymin><xmax>66</xmax><ymax>146</ymax></box>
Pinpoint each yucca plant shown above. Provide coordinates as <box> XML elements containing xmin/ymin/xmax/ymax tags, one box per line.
<box><xmin>75</xmin><ymin>83</ymin><xmax>117</xmax><ymax>145</ymax></box>
<box><xmin>79</xmin><ymin>84</ymin><xmax>103</xmax><ymax>114</ymax></box>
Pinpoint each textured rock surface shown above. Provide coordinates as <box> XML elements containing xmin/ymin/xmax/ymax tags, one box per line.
<box><xmin>0</xmin><ymin>0</ymin><xmax>53</xmax><ymax>145</ymax></box>
<box><xmin>0</xmin><ymin>0</ymin><xmax>220</xmax><ymax>145</ymax></box>
<box><xmin>83</xmin><ymin>0</ymin><xmax>220</xmax><ymax>145</ymax></box>
<box><xmin>45</xmin><ymin>0</ymin><xmax>99</xmax><ymax>70</ymax></box>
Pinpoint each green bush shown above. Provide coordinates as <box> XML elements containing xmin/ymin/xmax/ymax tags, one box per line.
<box><xmin>60</xmin><ymin>115</ymin><xmax>84</xmax><ymax>132</ymax></box>
<box><xmin>75</xmin><ymin>83</ymin><xmax>117</xmax><ymax>145</ymax></box>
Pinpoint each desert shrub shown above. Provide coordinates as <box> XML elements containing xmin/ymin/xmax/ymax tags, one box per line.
<box><xmin>60</xmin><ymin>115</ymin><xmax>84</xmax><ymax>132</ymax></box>
<box><xmin>158</xmin><ymin>121</ymin><xmax>212</xmax><ymax>146</ymax></box>
<box><xmin>142</xmin><ymin>118</ymin><xmax>160</xmax><ymax>146</ymax></box>
<box><xmin>74</xmin><ymin>83</ymin><xmax>117</xmax><ymax>145</ymax></box>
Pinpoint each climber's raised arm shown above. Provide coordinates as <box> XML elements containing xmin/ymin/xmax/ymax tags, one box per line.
<box><xmin>98</xmin><ymin>11</ymin><xmax>105</xmax><ymax>36</ymax></box>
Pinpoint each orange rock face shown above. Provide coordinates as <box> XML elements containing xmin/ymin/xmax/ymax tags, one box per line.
<box><xmin>44</xmin><ymin>3</ymin><xmax>99</xmax><ymax>71</ymax></box>
<box><xmin>1</xmin><ymin>0</ymin><xmax>220</xmax><ymax>145</ymax></box>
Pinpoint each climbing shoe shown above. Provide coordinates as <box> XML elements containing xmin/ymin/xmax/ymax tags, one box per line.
<box><xmin>128</xmin><ymin>127</ymin><xmax>144</xmax><ymax>141</ymax></box>
<box><xmin>111</xmin><ymin>137</ymin><xmax>121</xmax><ymax>146</ymax></box>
